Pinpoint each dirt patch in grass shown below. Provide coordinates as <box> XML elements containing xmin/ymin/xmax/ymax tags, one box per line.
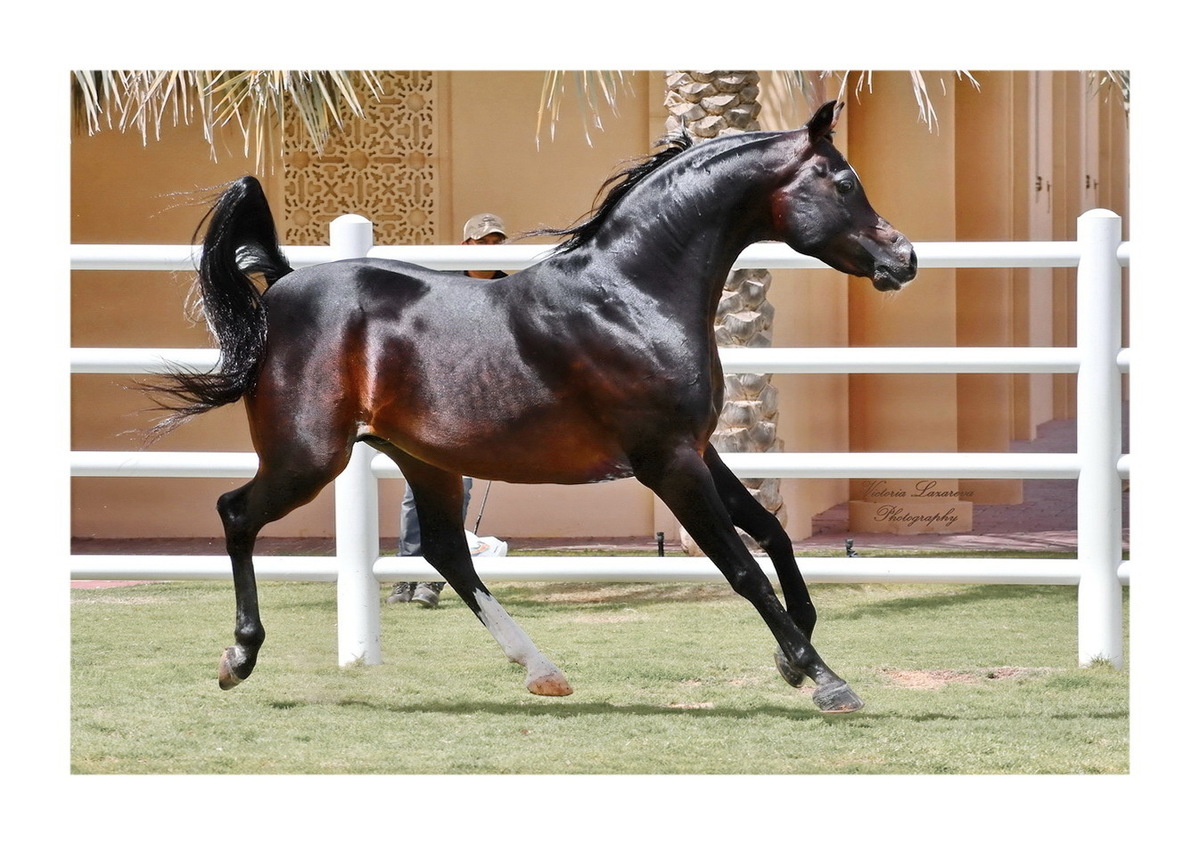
<box><xmin>881</xmin><ymin>666</ymin><xmax>1047</xmax><ymax>689</ymax></box>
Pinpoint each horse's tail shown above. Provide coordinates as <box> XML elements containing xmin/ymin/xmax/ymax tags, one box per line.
<box><xmin>145</xmin><ymin>176</ymin><xmax>292</xmax><ymax>437</ymax></box>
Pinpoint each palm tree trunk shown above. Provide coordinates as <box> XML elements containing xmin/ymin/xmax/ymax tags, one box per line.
<box><xmin>665</xmin><ymin>71</ymin><xmax>787</xmax><ymax>554</ymax></box>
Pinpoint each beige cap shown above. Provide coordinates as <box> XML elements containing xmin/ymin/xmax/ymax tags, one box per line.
<box><xmin>463</xmin><ymin>213</ymin><xmax>507</xmax><ymax>241</ymax></box>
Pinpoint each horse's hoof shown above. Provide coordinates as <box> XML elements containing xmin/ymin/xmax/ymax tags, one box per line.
<box><xmin>527</xmin><ymin>672</ymin><xmax>573</xmax><ymax>697</ymax></box>
<box><xmin>218</xmin><ymin>646</ymin><xmax>247</xmax><ymax>691</ymax></box>
<box><xmin>774</xmin><ymin>648</ymin><xmax>807</xmax><ymax>689</ymax></box>
<box><xmin>812</xmin><ymin>680</ymin><xmax>864</xmax><ymax>714</ymax></box>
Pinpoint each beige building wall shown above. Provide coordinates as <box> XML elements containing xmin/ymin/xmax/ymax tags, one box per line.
<box><xmin>843</xmin><ymin>74</ymin><xmax>965</xmax><ymax>531</ymax></box>
<box><xmin>71</xmin><ymin>71</ymin><xmax>666</xmax><ymax>542</ymax></box>
<box><xmin>71</xmin><ymin>121</ymin><xmax>290</xmax><ymax>539</ymax></box>
<box><xmin>955</xmin><ymin>72</ymin><xmax>1021</xmax><ymax>504</ymax></box>
<box><xmin>70</xmin><ymin>70</ymin><xmax>1128</xmax><ymax>545</ymax></box>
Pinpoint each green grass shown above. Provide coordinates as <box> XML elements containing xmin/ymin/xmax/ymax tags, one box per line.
<box><xmin>71</xmin><ymin>579</ymin><xmax>1128</xmax><ymax>774</ymax></box>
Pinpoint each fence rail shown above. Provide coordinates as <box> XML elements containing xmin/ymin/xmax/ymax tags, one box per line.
<box><xmin>71</xmin><ymin>210</ymin><xmax>1130</xmax><ymax>669</ymax></box>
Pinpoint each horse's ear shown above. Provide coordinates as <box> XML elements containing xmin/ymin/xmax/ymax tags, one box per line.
<box><xmin>805</xmin><ymin>100</ymin><xmax>844</xmax><ymax>141</ymax></box>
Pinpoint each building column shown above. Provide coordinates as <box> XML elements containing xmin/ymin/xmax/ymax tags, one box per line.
<box><xmin>955</xmin><ymin>72</ymin><xmax>1021</xmax><ymax>504</ymax></box>
<box><xmin>845</xmin><ymin>73</ymin><xmax>969</xmax><ymax>534</ymax></box>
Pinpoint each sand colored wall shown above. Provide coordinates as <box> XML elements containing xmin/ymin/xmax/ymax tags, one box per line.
<box><xmin>770</xmin><ymin>266</ymin><xmax>853</xmax><ymax>536</ymax></box>
<box><xmin>840</xmin><ymin>74</ymin><xmax>971</xmax><ymax>531</ymax></box>
<box><xmin>71</xmin><ymin>72</ymin><xmax>665</xmax><ymax>542</ymax></box>
<box><xmin>954</xmin><ymin>73</ymin><xmax>1021</xmax><ymax>504</ymax></box>
<box><xmin>70</xmin><ymin>70</ymin><xmax>1128</xmax><ymax>544</ymax></box>
<box><xmin>70</xmin><ymin>121</ymin><xmax>309</xmax><ymax>540</ymax></box>
<box><xmin>846</xmin><ymin>73</ymin><xmax>960</xmax><ymax>451</ymax></box>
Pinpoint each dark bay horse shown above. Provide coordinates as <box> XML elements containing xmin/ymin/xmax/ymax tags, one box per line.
<box><xmin>155</xmin><ymin>101</ymin><xmax>916</xmax><ymax>713</ymax></box>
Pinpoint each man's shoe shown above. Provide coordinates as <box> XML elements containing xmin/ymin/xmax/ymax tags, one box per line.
<box><xmin>412</xmin><ymin>582</ymin><xmax>445</xmax><ymax>609</ymax></box>
<box><xmin>386</xmin><ymin>582</ymin><xmax>415</xmax><ymax>604</ymax></box>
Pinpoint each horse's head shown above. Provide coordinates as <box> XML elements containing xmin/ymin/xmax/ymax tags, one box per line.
<box><xmin>770</xmin><ymin>101</ymin><xmax>917</xmax><ymax>291</ymax></box>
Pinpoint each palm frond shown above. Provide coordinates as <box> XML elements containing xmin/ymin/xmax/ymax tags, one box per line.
<box><xmin>1089</xmin><ymin>71</ymin><xmax>1130</xmax><ymax>114</ymax></box>
<box><xmin>71</xmin><ymin>70</ymin><xmax>115</xmax><ymax>134</ymax></box>
<box><xmin>779</xmin><ymin>70</ymin><xmax>1130</xmax><ymax>131</ymax></box>
<box><xmin>540</xmin><ymin>70</ymin><xmax>987</xmax><ymax>144</ymax></box>
<box><xmin>769</xmin><ymin>70</ymin><xmax>834</xmax><ymax>115</ymax></box>
<box><xmin>71</xmin><ymin>71</ymin><xmax>382</xmax><ymax>170</ymax></box>
<box><xmin>536</xmin><ymin>70</ymin><xmax>634</xmax><ymax>148</ymax></box>
<box><xmin>823</xmin><ymin>70</ymin><xmax>981</xmax><ymax>132</ymax></box>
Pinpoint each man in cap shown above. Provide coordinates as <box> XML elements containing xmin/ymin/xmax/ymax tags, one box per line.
<box><xmin>387</xmin><ymin>214</ymin><xmax>509</xmax><ymax>608</ymax></box>
<box><xmin>460</xmin><ymin>212</ymin><xmax>509</xmax><ymax>275</ymax></box>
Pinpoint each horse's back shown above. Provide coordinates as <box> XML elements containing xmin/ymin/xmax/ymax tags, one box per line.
<box><xmin>252</xmin><ymin>258</ymin><xmax>576</xmax><ymax>479</ymax></box>
<box><xmin>265</xmin><ymin>257</ymin><xmax>451</xmax><ymax>314</ymax></box>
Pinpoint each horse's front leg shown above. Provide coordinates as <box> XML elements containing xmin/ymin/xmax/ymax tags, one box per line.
<box><xmin>634</xmin><ymin>445</ymin><xmax>863</xmax><ymax>713</ymax></box>
<box><xmin>703</xmin><ymin>444</ymin><xmax>817</xmax><ymax>637</ymax></box>
<box><xmin>701</xmin><ymin>444</ymin><xmax>819</xmax><ymax>688</ymax></box>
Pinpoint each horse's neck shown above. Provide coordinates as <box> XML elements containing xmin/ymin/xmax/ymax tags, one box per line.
<box><xmin>583</xmin><ymin>166</ymin><xmax>773</xmax><ymax>316</ymax></box>
<box><xmin>531</xmin><ymin>135</ymin><xmax>789</xmax><ymax>332</ymax></box>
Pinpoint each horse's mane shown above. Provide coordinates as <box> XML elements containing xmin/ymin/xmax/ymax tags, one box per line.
<box><xmin>533</xmin><ymin>134</ymin><xmax>695</xmax><ymax>253</ymax></box>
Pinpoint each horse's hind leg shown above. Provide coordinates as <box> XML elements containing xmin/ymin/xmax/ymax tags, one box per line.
<box><xmin>216</xmin><ymin>482</ymin><xmax>267</xmax><ymax>690</ymax></box>
<box><xmin>382</xmin><ymin>446</ymin><xmax>571</xmax><ymax>696</ymax></box>
<box><xmin>635</xmin><ymin>444</ymin><xmax>862</xmax><ymax>713</ymax></box>
<box><xmin>216</xmin><ymin>450</ymin><xmax>349</xmax><ymax>689</ymax></box>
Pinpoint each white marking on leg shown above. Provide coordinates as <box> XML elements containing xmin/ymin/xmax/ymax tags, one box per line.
<box><xmin>473</xmin><ymin>589</ymin><xmax>571</xmax><ymax>695</ymax></box>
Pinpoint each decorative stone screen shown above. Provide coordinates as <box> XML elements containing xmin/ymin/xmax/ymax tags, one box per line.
<box><xmin>282</xmin><ymin>71</ymin><xmax>439</xmax><ymax>246</ymax></box>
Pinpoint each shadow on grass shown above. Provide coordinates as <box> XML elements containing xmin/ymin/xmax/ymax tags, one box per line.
<box><xmin>823</xmin><ymin>583</ymin><xmax>1072</xmax><ymax>622</ymax></box>
<box><xmin>491</xmin><ymin>582</ymin><xmax>734</xmax><ymax>609</ymax></box>
<box><xmin>267</xmin><ymin>693</ymin><xmax>1127</xmax><ymax>725</ymax></box>
<box><xmin>273</xmin><ymin>694</ymin><xmax>886</xmax><ymax>723</ymax></box>
<box><xmin>495</xmin><ymin>580</ymin><xmax>1078</xmax><ymax>620</ymax></box>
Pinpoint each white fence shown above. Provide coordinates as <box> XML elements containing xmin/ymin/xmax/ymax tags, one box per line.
<box><xmin>71</xmin><ymin>210</ymin><xmax>1131</xmax><ymax>670</ymax></box>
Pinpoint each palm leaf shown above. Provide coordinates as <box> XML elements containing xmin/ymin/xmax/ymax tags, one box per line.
<box><xmin>778</xmin><ymin>70</ymin><xmax>980</xmax><ymax>132</ymax></box>
<box><xmin>536</xmin><ymin>70</ymin><xmax>633</xmax><ymax>148</ymax></box>
<box><xmin>1089</xmin><ymin>70</ymin><xmax>1130</xmax><ymax>114</ymax></box>
<box><xmin>543</xmin><ymin>70</ymin><xmax>1129</xmax><ymax>142</ymax></box>
<box><xmin>71</xmin><ymin>70</ymin><xmax>382</xmax><ymax>170</ymax></box>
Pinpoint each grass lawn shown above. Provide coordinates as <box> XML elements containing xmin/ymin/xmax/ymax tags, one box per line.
<box><xmin>71</xmin><ymin>577</ymin><xmax>1128</xmax><ymax>776</ymax></box>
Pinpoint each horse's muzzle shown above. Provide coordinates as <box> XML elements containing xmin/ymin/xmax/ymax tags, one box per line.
<box><xmin>871</xmin><ymin>237</ymin><xmax>917</xmax><ymax>291</ymax></box>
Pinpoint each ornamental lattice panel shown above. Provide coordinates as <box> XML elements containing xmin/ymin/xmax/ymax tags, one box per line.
<box><xmin>282</xmin><ymin>71</ymin><xmax>439</xmax><ymax>246</ymax></box>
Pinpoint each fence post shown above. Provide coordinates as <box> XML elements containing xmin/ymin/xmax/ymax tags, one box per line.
<box><xmin>1075</xmin><ymin>209</ymin><xmax>1124</xmax><ymax>669</ymax></box>
<box><xmin>329</xmin><ymin>214</ymin><xmax>382</xmax><ymax>666</ymax></box>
